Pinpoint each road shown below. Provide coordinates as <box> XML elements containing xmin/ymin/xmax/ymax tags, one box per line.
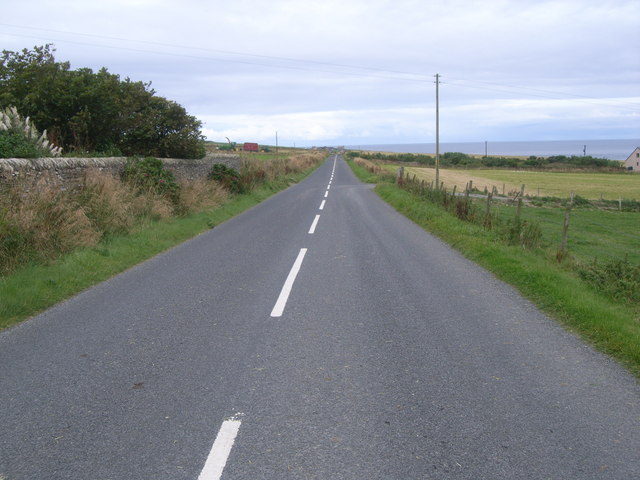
<box><xmin>1</xmin><ymin>155</ymin><xmax>638</xmax><ymax>479</ymax></box>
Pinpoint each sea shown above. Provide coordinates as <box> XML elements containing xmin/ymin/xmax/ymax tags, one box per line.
<box><xmin>347</xmin><ymin>139</ymin><xmax>640</xmax><ymax>161</ymax></box>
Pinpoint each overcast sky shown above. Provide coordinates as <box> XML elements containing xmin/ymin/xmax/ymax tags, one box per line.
<box><xmin>1</xmin><ymin>0</ymin><xmax>639</xmax><ymax>147</ymax></box>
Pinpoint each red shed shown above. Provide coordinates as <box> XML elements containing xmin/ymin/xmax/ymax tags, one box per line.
<box><xmin>243</xmin><ymin>142</ymin><xmax>259</xmax><ymax>152</ymax></box>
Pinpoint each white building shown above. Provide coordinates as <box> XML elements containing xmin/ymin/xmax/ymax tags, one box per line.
<box><xmin>624</xmin><ymin>147</ymin><xmax>640</xmax><ymax>172</ymax></box>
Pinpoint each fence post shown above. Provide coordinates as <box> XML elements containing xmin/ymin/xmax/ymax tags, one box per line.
<box><xmin>515</xmin><ymin>184</ymin><xmax>525</xmax><ymax>223</ymax></box>
<box><xmin>557</xmin><ymin>191</ymin><xmax>574</xmax><ymax>261</ymax></box>
<box><xmin>484</xmin><ymin>191</ymin><xmax>493</xmax><ymax>229</ymax></box>
<box><xmin>396</xmin><ymin>166</ymin><xmax>404</xmax><ymax>184</ymax></box>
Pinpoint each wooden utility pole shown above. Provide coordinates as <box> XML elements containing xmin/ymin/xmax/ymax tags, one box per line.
<box><xmin>435</xmin><ymin>73</ymin><xmax>440</xmax><ymax>190</ymax></box>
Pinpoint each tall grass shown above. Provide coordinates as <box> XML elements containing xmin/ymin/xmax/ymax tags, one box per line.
<box><xmin>238</xmin><ymin>152</ymin><xmax>325</xmax><ymax>190</ymax></box>
<box><xmin>0</xmin><ymin>152</ymin><xmax>324</xmax><ymax>329</ymax></box>
<box><xmin>0</xmin><ymin>170</ymin><xmax>230</xmax><ymax>276</ymax></box>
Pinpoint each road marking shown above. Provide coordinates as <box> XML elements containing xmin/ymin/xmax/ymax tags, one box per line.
<box><xmin>319</xmin><ymin>200</ymin><xmax>326</xmax><ymax>210</ymax></box>
<box><xmin>198</xmin><ymin>414</ymin><xmax>243</xmax><ymax>480</ymax></box>
<box><xmin>308</xmin><ymin>215</ymin><xmax>320</xmax><ymax>234</ymax></box>
<box><xmin>327</xmin><ymin>184</ymin><xmax>331</xmax><ymax>190</ymax></box>
<box><xmin>271</xmin><ymin>248</ymin><xmax>308</xmax><ymax>317</ymax></box>
<box><xmin>324</xmin><ymin>191</ymin><xmax>329</xmax><ymax>198</ymax></box>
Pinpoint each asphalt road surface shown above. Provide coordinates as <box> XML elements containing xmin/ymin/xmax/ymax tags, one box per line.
<box><xmin>1</xmin><ymin>155</ymin><xmax>638</xmax><ymax>479</ymax></box>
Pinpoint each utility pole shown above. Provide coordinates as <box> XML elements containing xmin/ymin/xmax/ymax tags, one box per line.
<box><xmin>276</xmin><ymin>131</ymin><xmax>279</xmax><ymax>160</ymax></box>
<box><xmin>435</xmin><ymin>73</ymin><xmax>440</xmax><ymax>189</ymax></box>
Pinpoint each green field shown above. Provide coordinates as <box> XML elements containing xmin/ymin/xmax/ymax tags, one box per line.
<box><xmin>402</xmin><ymin>167</ymin><xmax>640</xmax><ymax>200</ymax></box>
<box><xmin>491</xmin><ymin>204</ymin><xmax>639</xmax><ymax>264</ymax></box>
<box><xmin>396</xmin><ymin>165</ymin><xmax>639</xmax><ymax>264</ymax></box>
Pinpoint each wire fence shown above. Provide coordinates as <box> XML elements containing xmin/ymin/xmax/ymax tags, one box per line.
<box><xmin>394</xmin><ymin>167</ymin><xmax>639</xmax><ymax>265</ymax></box>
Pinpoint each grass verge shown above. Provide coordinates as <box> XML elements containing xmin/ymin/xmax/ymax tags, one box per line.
<box><xmin>0</xmin><ymin>168</ymin><xmax>317</xmax><ymax>330</ymax></box>
<box><xmin>347</xmin><ymin>160</ymin><xmax>640</xmax><ymax>378</ymax></box>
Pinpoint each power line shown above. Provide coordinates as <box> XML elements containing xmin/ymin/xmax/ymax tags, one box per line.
<box><xmin>0</xmin><ymin>23</ymin><xmax>429</xmax><ymax>81</ymax></box>
<box><xmin>446</xmin><ymin>77</ymin><xmax>640</xmax><ymax>112</ymax></box>
<box><xmin>1</xmin><ymin>23</ymin><xmax>639</xmax><ymax>111</ymax></box>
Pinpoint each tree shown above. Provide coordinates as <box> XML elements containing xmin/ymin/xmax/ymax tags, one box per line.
<box><xmin>0</xmin><ymin>45</ymin><xmax>206</xmax><ymax>158</ymax></box>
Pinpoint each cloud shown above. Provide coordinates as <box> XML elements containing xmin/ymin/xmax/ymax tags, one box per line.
<box><xmin>201</xmin><ymin>95</ymin><xmax>640</xmax><ymax>145</ymax></box>
<box><xmin>0</xmin><ymin>0</ymin><xmax>638</xmax><ymax>145</ymax></box>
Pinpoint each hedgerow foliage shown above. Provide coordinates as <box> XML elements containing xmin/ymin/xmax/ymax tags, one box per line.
<box><xmin>208</xmin><ymin>163</ymin><xmax>243</xmax><ymax>193</ymax></box>
<box><xmin>347</xmin><ymin>150</ymin><xmax>623</xmax><ymax>170</ymax></box>
<box><xmin>122</xmin><ymin>157</ymin><xmax>180</xmax><ymax>200</ymax></box>
<box><xmin>0</xmin><ymin>44</ymin><xmax>205</xmax><ymax>158</ymax></box>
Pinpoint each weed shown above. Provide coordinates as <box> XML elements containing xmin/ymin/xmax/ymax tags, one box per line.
<box><xmin>578</xmin><ymin>258</ymin><xmax>640</xmax><ymax>306</ymax></box>
<box><xmin>504</xmin><ymin>218</ymin><xmax>543</xmax><ymax>249</ymax></box>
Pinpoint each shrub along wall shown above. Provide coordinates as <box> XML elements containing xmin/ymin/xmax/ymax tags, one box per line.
<box><xmin>0</xmin><ymin>154</ymin><xmax>241</xmax><ymax>189</ymax></box>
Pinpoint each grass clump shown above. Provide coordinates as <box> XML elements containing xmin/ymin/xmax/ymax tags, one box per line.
<box><xmin>577</xmin><ymin>258</ymin><xmax>640</xmax><ymax>306</ymax></box>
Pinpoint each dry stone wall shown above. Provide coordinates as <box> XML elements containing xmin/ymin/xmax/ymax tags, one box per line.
<box><xmin>0</xmin><ymin>154</ymin><xmax>241</xmax><ymax>189</ymax></box>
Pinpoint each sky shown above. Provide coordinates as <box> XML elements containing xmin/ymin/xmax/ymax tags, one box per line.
<box><xmin>1</xmin><ymin>0</ymin><xmax>639</xmax><ymax>147</ymax></box>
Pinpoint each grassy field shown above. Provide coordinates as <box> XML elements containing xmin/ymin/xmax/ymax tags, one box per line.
<box><xmin>398</xmin><ymin>164</ymin><xmax>639</xmax><ymax>264</ymax></box>
<box><xmin>401</xmin><ymin>166</ymin><xmax>640</xmax><ymax>200</ymax></box>
<box><xmin>491</xmin><ymin>204</ymin><xmax>639</xmax><ymax>264</ymax></box>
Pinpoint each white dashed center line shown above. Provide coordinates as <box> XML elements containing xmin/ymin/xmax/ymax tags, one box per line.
<box><xmin>198</xmin><ymin>415</ymin><xmax>243</xmax><ymax>480</ymax></box>
<box><xmin>308</xmin><ymin>214</ymin><xmax>320</xmax><ymax>234</ymax></box>
<box><xmin>271</xmin><ymin>248</ymin><xmax>308</xmax><ymax>317</ymax></box>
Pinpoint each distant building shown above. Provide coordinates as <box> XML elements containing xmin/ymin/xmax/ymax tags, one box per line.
<box><xmin>243</xmin><ymin>142</ymin><xmax>259</xmax><ymax>152</ymax></box>
<box><xmin>624</xmin><ymin>147</ymin><xmax>640</xmax><ymax>172</ymax></box>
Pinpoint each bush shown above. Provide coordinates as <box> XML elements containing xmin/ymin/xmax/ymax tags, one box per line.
<box><xmin>121</xmin><ymin>157</ymin><xmax>180</xmax><ymax>201</ymax></box>
<box><xmin>0</xmin><ymin>130</ymin><xmax>41</xmax><ymax>158</ymax></box>
<box><xmin>208</xmin><ymin>163</ymin><xmax>243</xmax><ymax>193</ymax></box>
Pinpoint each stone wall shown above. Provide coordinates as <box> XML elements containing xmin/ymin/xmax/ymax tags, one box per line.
<box><xmin>0</xmin><ymin>154</ymin><xmax>241</xmax><ymax>189</ymax></box>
